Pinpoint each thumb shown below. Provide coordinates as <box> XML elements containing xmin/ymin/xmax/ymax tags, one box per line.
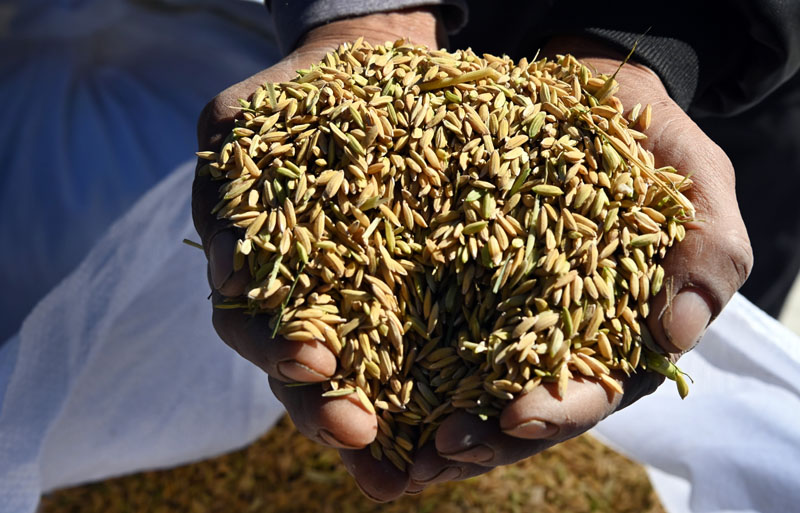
<box><xmin>558</xmin><ymin>48</ymin><xmax>753</xmax><ymax>354</ymax></box>
<box><xmin>643</xmin><ymin>101</ymin><xmax>753</xmax><ymax>353</ymax></box>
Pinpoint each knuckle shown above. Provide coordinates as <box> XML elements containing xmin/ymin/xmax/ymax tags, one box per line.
<box><xmin>211</xmin><ymin>308</ymin><xmax>238</xmax><ymax>352</ymax></box>
<box><xmin>723</xmin><ymin>231</ymin><xmax>754</xmax><ymax>288</ymax></box>
<box><xmin>196</xmin><ymin>95</ymin><xmax>232</xmax><ymax>150</ymax></box>
<box><xmin>708</xmin><ymin>143</ymin><xmax>736</xmax><ymax>184</ymax></box>
<box><xmin>196</xmin><ymin>97</ymin><xmax>219</xmax><ymax>139</ymax></box>
<box><xmin>197</xmin><ymin>95</ymin><xmax>225</xmax><ymax>128</ymax></box>
<box><xmin>650</xmin><ymin>97</ymin><xmax>676</xmax><ymax>114</ymax></box>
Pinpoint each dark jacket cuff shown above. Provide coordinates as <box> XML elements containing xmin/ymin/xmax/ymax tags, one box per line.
<box><xmin>265</xmin><ymin>0</ymin><xmax>468</xmax><ymax>55</ymax></box>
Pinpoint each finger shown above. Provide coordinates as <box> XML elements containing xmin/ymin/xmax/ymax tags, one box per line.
<box><xmin>556</xmin><ymin>54</ymin><xmax>753</xmax><ymax>353</ymax></box>
<box><xmin>194</xmin><ymin>88</ymin><xmax>256</xmax><ymax>298</ymax></box>
<box><xmin>270</xmin><ymin>377</ymin><xmax>377</xmax><ymax>449</ymax></box>
<box><xmin>339</xmin><ymin>448</ymin><xmax>409</xmax><ymax>502</ymax></box>
<box><xmin>192</xmin><ymin>54</ymin><xmax>336</xmax><ymax>292</ymax></box>
<box><xmin>191</xmin><ymin>158</ymin><xmax>234</xmax><ymax>279</ymax></box>
<box><xmin>582</xmin><ymin>62</ymin><xmax>756</xmax><ymax>354</ymax></box>
<box><xmin>530</xmin><ymin>44</ymin><xmax>750</xmax><ymax>352</ymax></box>
<box><xmin>192</xmin><ymin>68</ymin><xmax>296</xmax><ymax>265</ymax></box>
<box><xmin>499</xmin><ymin>370</ymin><xmax>663</xmax><ymax>438</ymax></box>
<box><xmin>406</xmin><ymin>462</ymin><xmax>489</xmax><ymax>495</ymax></box>
<box><xmin>499</xmin><ymin>377</ymin><xmax>624</xmax><ymax>441</ymax></box>
<box><xmin>407</xmin><ymin>442</ymin><xmax>486</xmax><ymax>486</ymax></box>
<box><xmin>213</xmin><ymin>305</ymin><xmax>336</xmax><ymax>382</ymax></box>
<box><xmin>404</xmin><ymin>482</ymin><xmax>427</xmax><ymax>495</ymax></box>
<box><xmin>435</xmin><ymin>378</ymin><xmax>624</xmax><ymax>467</ymax></box>
<box><xmin>206</xmin><ymin>234</ymin><xmax>251</xmax><ymax>297</ymax></box>
<box><xmin>192</xmin><ymin>96</ymin><xmax>243</xmax><ymax>255</ymax></box>
<box><xmin>434</xmin><ymin>409</ymin><xmax>555</xmax><ymax>467</ymax></box>
<box><xmin>641</xmin><ymin>105</ymin><xmax>753</xmax><ymax>353</ymax></box>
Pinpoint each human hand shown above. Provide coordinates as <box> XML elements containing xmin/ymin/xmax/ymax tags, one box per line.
<box><xmin>193</xmin><ymin>24</ymin><xmax>752</xmax><ymax>501</ymax></box>
<box><xmin>192</xmin><ymin>7</ymin><xmax>460</xmax><ymax>501</ymax></box>
<box><xmin>413</xmin><ymin>35</ymin><xmax>753</xmax><ymax>486</ymax></box>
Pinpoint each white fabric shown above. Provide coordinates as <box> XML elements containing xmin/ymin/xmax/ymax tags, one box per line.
<box><xmin>0</xmin><ymin>161</ymin><xmax>285</xmax><ymax>512</ymax></box>
<box><xmin>0</xmin><ymin>1</ymin><xmax>285</xmax><ymax>511</ymax></box>
<box><xmin>593</xmin><ymin>292</ymin><xmax>800</xmax><ymax>513</ymax></box>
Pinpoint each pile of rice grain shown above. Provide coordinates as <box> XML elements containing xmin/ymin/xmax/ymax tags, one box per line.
<box><xmin>197</xmin><ymin>38</ymin><xmax>694</xmax><ymax>470</ymax></box>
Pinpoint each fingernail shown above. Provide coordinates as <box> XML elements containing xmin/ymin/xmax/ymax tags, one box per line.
<box><xmin>662</xmin><ymin>289</ymin><xmax>712</xmax><ymax>352</ymax></box>
<box><xmin>417</xmin><ymin>466</ymin><xmax>463</xmax><ymax>484</ymax></box>
<box><xmin>318</xmin><ymin>428</ymin><xmax>361</xmax><ymax>450</ymax></box>
<box><xmin>441</xmin><ymin>444</ymin><xmax>494</xmax><ymax>464</ymax></box>
<box><xmin>355</xmin><ymin>482</ymin><xmax>386</xmax><ymax>503</ymax></box>
<box><xmin>503</xmin><ymin>419</ymin><xmax>559</xmax><ymax>439</ymax></box>
<box><xmin>209</xmin><ymin>231</ymin><xmax>235</xmax><ymax>290</ymax></box>
<box><xmin>433</xmin><ymin>466</ymin><xmax>463</xmax><ymax>483</ymax></box>
<box><xmin>277</xmin><ymin>361</ymin><xmax>327</xmax><ymax>382</ymax></box>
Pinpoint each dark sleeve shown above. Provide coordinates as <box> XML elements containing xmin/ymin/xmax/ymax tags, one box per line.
<box><xmin>262</xmin><ymin>1</ymin><xmax>798</xmax><ymax>116</ymax></box>
<box><xmin>555</xmin><ymin>1</ymin><xmax>800</xmax><ymax>117</ymax></box>
<box><xmin>264</xmin><ymin>0</ymin><xmax>468</xmax><ymax>55</ymax></box>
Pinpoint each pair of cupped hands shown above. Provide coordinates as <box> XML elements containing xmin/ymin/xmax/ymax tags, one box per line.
<box><xmin>192</xmin><ymin>8</ymin><xmax>752</xmax><ymax>502</ymax></box>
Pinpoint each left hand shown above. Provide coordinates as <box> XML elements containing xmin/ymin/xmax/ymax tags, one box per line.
<box><xmin>397</xmin><ymin>35</ymin><xmax>753</xmax><ymax>496</ymax></box>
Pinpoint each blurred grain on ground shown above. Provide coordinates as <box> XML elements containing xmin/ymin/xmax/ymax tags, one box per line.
<box><xmin>40</xmin><ymin>415</ymin><xmax>665</xmax><ymax>513</ymax></box>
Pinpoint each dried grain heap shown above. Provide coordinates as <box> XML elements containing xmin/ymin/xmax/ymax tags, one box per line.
<box><xmin>197</xmin><ymin>38</ymin><xmax>694</xmax><ymax>470</ymax></box>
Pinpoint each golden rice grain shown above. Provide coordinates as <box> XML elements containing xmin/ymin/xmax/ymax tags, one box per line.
<box><xmin>204</xmin><ymin>40</ymin><xmax>695</xmax><ymax>470</ymax></box>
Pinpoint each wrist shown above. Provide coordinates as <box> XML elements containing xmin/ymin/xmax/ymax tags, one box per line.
<box><xmin>544</xmin><ymin>35</ymin><xmax>668</xmax><ymax>98</ymax></box>
<box><xmin>297</xmin><ymin>8</ymin><xmax>445</xmax><ymax>55</ymax></box>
